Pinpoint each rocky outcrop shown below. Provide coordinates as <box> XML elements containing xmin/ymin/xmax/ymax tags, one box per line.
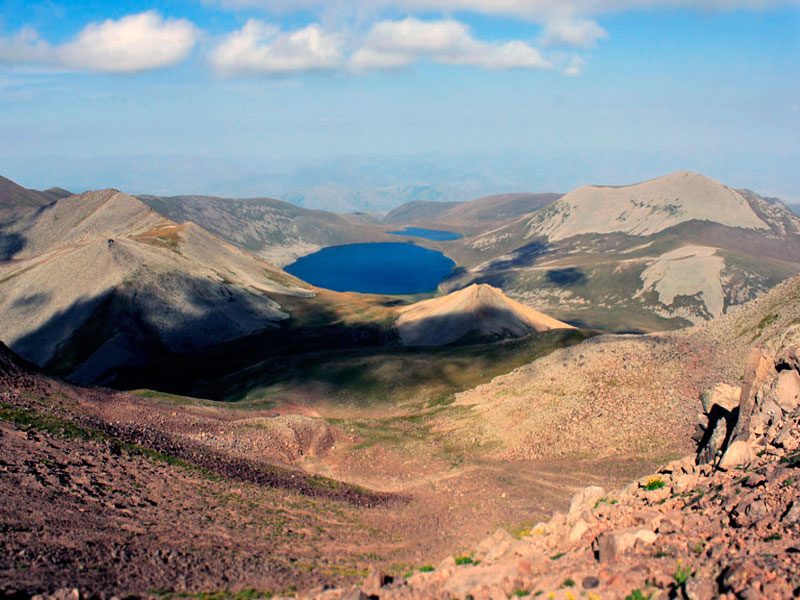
<box><xmin>304</xmin><ymin>340</ymin><xmax>800</xmax><ymax>600</ymax></box>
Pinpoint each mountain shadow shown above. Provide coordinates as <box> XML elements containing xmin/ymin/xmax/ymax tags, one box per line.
<box><xmin>546</xmin><ymin>267</ymin><xmax>587</xmax><ymax>287</ymax></box>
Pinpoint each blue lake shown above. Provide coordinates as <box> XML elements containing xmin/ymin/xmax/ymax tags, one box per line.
<box><xmin>388</xmin><ymin>227</ymin><xmax>462</xmax><ymax>241</ymax></box>
<box><xmin>285</xmin><ymin>243</ymin><xmax>456</xmax><ymax>294</ymax></box>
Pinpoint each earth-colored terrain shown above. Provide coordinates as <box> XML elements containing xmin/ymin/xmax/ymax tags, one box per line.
<box><xmin>395</xmin><ymin>284</ymin><xmax>573</xmax><ymax>346</ymax></box>
<box><xmin>3</xmin><ymin>170</ymin><xmax>800</xmax><ymax>599</ymax></box>
<box><xmin>4</xmin><ymin>265</ymin><xmax>800</xmax><ymax>598</ymax></box>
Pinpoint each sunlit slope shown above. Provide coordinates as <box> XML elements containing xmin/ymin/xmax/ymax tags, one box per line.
<box><xmin>396</xmin><ymin>283</ymin><xmax>574</xmax><ymax>346</ymax></box>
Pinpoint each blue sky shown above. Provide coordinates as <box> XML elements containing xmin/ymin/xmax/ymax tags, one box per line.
<box><xmin>0</xmin><ymin>0</ymin><xmax>798</xmax><ymax>207</ymax></box>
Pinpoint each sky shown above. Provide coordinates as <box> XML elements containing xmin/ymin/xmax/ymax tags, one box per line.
<box><xmin>0</xmin><ymin>0</ymin><xmax>798</xmax><ymax>208</ymax></box>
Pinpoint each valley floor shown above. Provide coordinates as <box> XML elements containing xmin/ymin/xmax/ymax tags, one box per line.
<box><xmin>0</xmin><ymin>311</ymin><xmax>746</xmax><ymax>598</ymax></box>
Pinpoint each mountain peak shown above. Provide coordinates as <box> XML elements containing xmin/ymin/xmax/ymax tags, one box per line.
<box><xmin>537</xmin><ymin>170</ymin><xmax>768</xmax><ymax>241</ymax></box>
<box><xmin>396</xmin><ymin>284</ymin><xmax>574</xmax><ymax>346</ymax></box>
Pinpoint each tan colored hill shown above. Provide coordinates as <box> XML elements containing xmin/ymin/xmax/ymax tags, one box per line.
<box><xmin>395</xmin><ymin>283</ymin><xmax>574</xmax><ymax>346</ymax></box>
<box><xmin>534</xmin><ymin>171</ymin><xmax>768</xmax><ymax>240</ymax></box>
<box><xmin>440</xmin><ymin>172</ymin><xmax>800</xmax><ymax>331</ymax></box>
<box><xmin>0</xmin><ymin>188</ymin><xmax>313</xmax><ymax>384</ymax></box>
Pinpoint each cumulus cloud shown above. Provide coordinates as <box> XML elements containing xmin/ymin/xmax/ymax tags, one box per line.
<box><xmin>211</xmin><ymin>0</ymin><xmax>800</xmax><ymax>50</ymax></box>
<box><xmin>0</xmin><ymin>12</ymin><xmax>198</xmax><ymax>73</ymax></box>
<box><xmin>209</xmin><ymin>20</ymin><xmax>344</xmax><ymax>75</ymax></box>
<box><xmin>350</xmin><ymin>17</ymin><xmax>549</xmax><ymax>70</ymax></box>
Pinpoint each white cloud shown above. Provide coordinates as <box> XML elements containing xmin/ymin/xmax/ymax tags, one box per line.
<box><xmin>210</xmin><ymin>20</ymin><xmax>344</xmax><ymax>75</ymax></box>
<box><xmin>540</xmin><ymin>16</ymin><xmax>608</xmax><ymax>48</ymax></box>
<box><xmin>0</xmin><ymin>12</ymin><xmax>198</xmax><ymax>73</ymax></box>
<box><xmin>58</xmin><ymin>12</ymin><xmax>199</xmax><ymax>72</ymax></box>
<box><xmin>0</xmin><ymin>28</ymin><xmax>53</xmax><ymax>65</ymax></box>
<box><xmin>350</xmin><ymin>17</ymin><xmax>549</xmax><ymax>70</ymax></box>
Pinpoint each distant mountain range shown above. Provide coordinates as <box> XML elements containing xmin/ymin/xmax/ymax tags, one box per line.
<box><xmin>437</xmin><ymin>171</ymin><xmax>800</xmax><ymax>331</ymax></box>
<box><xmin>2</xmin><ymin>170</ymin><xmax>800</xmax><ymax>385</ymax></box>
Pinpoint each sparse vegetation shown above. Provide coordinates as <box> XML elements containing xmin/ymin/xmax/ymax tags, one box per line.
<box><xmin>644</xmin><ymin>477</ymin><xmax>665</xmax><ymax>491</ymax></box>
<box><xmin>673</xmin><ymin>560</ymin><xmax>692</xmax><ymax>586</ymax></box>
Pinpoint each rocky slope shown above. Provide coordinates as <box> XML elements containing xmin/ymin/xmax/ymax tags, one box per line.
<box><xmin>444</xmin><ymin>172</ymin><xmax>800</xmax><ymax>331</ymax></box>
<box><xmin>395</xmin><ymin>283</ymin><xmax>573</xmax><ymax>346</ymax></box>
<box><xmin>308</xmin><ymin>326</ymin><xmax>800</xmax><ymax>600</ymax></box>
<box><xmin>140</xmin><ymin>193</ymin><xmax>393</xmax><ymax>267</ymax></box>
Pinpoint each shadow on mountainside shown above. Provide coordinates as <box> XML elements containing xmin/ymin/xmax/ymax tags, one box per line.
<box><xmin>8</xmin><ymin>275</ymin><xmax>591</xmax><ymax>405</ymax></box>
<box><xmin>0</xmin><ymin>229</ymin><xmax>26</xmax><ymax>260</ymax></box>
<box><xmin>546</xmin><ymin>267</ymin><xmax>587</xmax><ymax>287</ymax></box>
<box><xmin>483</xmin><ymin>241</ymin><xmax>550</xmax><ymax>270</ymax></box>
<box><xmin>9</xmin><ymin>278</ymin><xmax>395</xmax><ymax>393</ymax></box>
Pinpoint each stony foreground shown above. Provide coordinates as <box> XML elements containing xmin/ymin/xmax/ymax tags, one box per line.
<box><xmin>302</xmin><ymin>341</ymin><xmax>800</xmax><ymax>600</ymax></box>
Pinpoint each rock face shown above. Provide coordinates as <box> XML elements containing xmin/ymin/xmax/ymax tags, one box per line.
<box><xmin>308</xmin><ymin>340</ymin><xmax>800</xmax><ymax>600</ymax></box>
<box><xmin>395</xmin><ymin>283</ymin><xmax>574</xmax><ymax>346</ymax></box>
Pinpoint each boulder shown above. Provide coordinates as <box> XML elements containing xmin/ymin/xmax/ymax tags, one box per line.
<box><xmin>781</xmin><ymin>501</ymin><xmax>800</xmax><ymax>524</ymax></box>
<box><xmin>775</xmin><ymin>324</ymin><xmax>800</xmax><ymax>370</ymax></box>
<box><xmin>730</xmin><ymin>349</ymin><xmax>776</xmax><ymax>444</ymax></box>
<box><xmin>769</xmin><ymin>369</ymin><xmax>800</xmax><ymax>413</ymax></box>
<box><xmin>567</xmin><ymin>486</ymin><xmax>605</xmax><ymax>524</ymax></box>
<box><xmin>731</xmin><ymin>498</ymin><xmax>768</xmax><ymax>528</ymax></box>
<box><xmin>700</xmin><ymin>383</ymin><xmax>741</xmax><ymax>414</ymax></box>
<box><xmin>718</xmin><ymin>439</ymin><xmax>756</xmax><ymax>470</ymax></box>
<box><xmin>362</xmin><ymin>569</ymin><xmax>393</xmax><ymax>594</ymax></box>
<box><xmin>474</xmin><ymin>529</ymin><xmax>514</xmax><ymax>563</ymax></box>
<box><xmin>594</xmin><ymin>528</ymin><xmax>658</xmax><ymax>562</ymax></box>
<box><xmin>568</xmin><ymin>519</ymin><xmax>591</xmax><ymax>544</ymax></box>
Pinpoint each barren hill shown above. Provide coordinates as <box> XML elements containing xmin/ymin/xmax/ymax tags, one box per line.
<box><xmin>442</xmin><ymin>172</ymin><xmax>800</xmax><ymax>332</ymax></box>
<box><xmin>0</xmin><ymin>174</ymin><xmax>71</xmax><ymax>210</ymax></box>
<box><xmin>0</xmin><ymin>187</ymin><xmax>313</xmax><ymax>385</ymax></box>
<box><xmin>139</xmin><ymin>193</ymin><xmax>394</xmax><ymax>267</ymax></box>
<box><xmin>385</xmin><ymin>192</ymin><xmax>561</xmax><ymax>234</ymax></box>
<box><xmin>534</xmin><ymin>171</ymin><xmax>768</xmax><ymax>240</ymax></box>
<box><xmin>396</xmin><ymin>283</ymin><xmax>573</xmax><ymax>346</ymax></box>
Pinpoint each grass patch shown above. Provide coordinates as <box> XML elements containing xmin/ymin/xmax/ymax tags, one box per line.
<box><xmin>644</xmin><ymin>477</ymin><xmax>665</xmax><ymax>491</ymax></box>
<box><xmin>0</xmin><ymin>402</ymin><xmax>194</xmax><ymax>470</ymax></box>
<box><xmin>673</xmin><ymin>560</ymin><xmax>692</xmax><ymax>586</ymax></box>
<box><xmin>454</xmin><ymin>555</ymin><xmax>474</xmax><ymax>566</ymax></box>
